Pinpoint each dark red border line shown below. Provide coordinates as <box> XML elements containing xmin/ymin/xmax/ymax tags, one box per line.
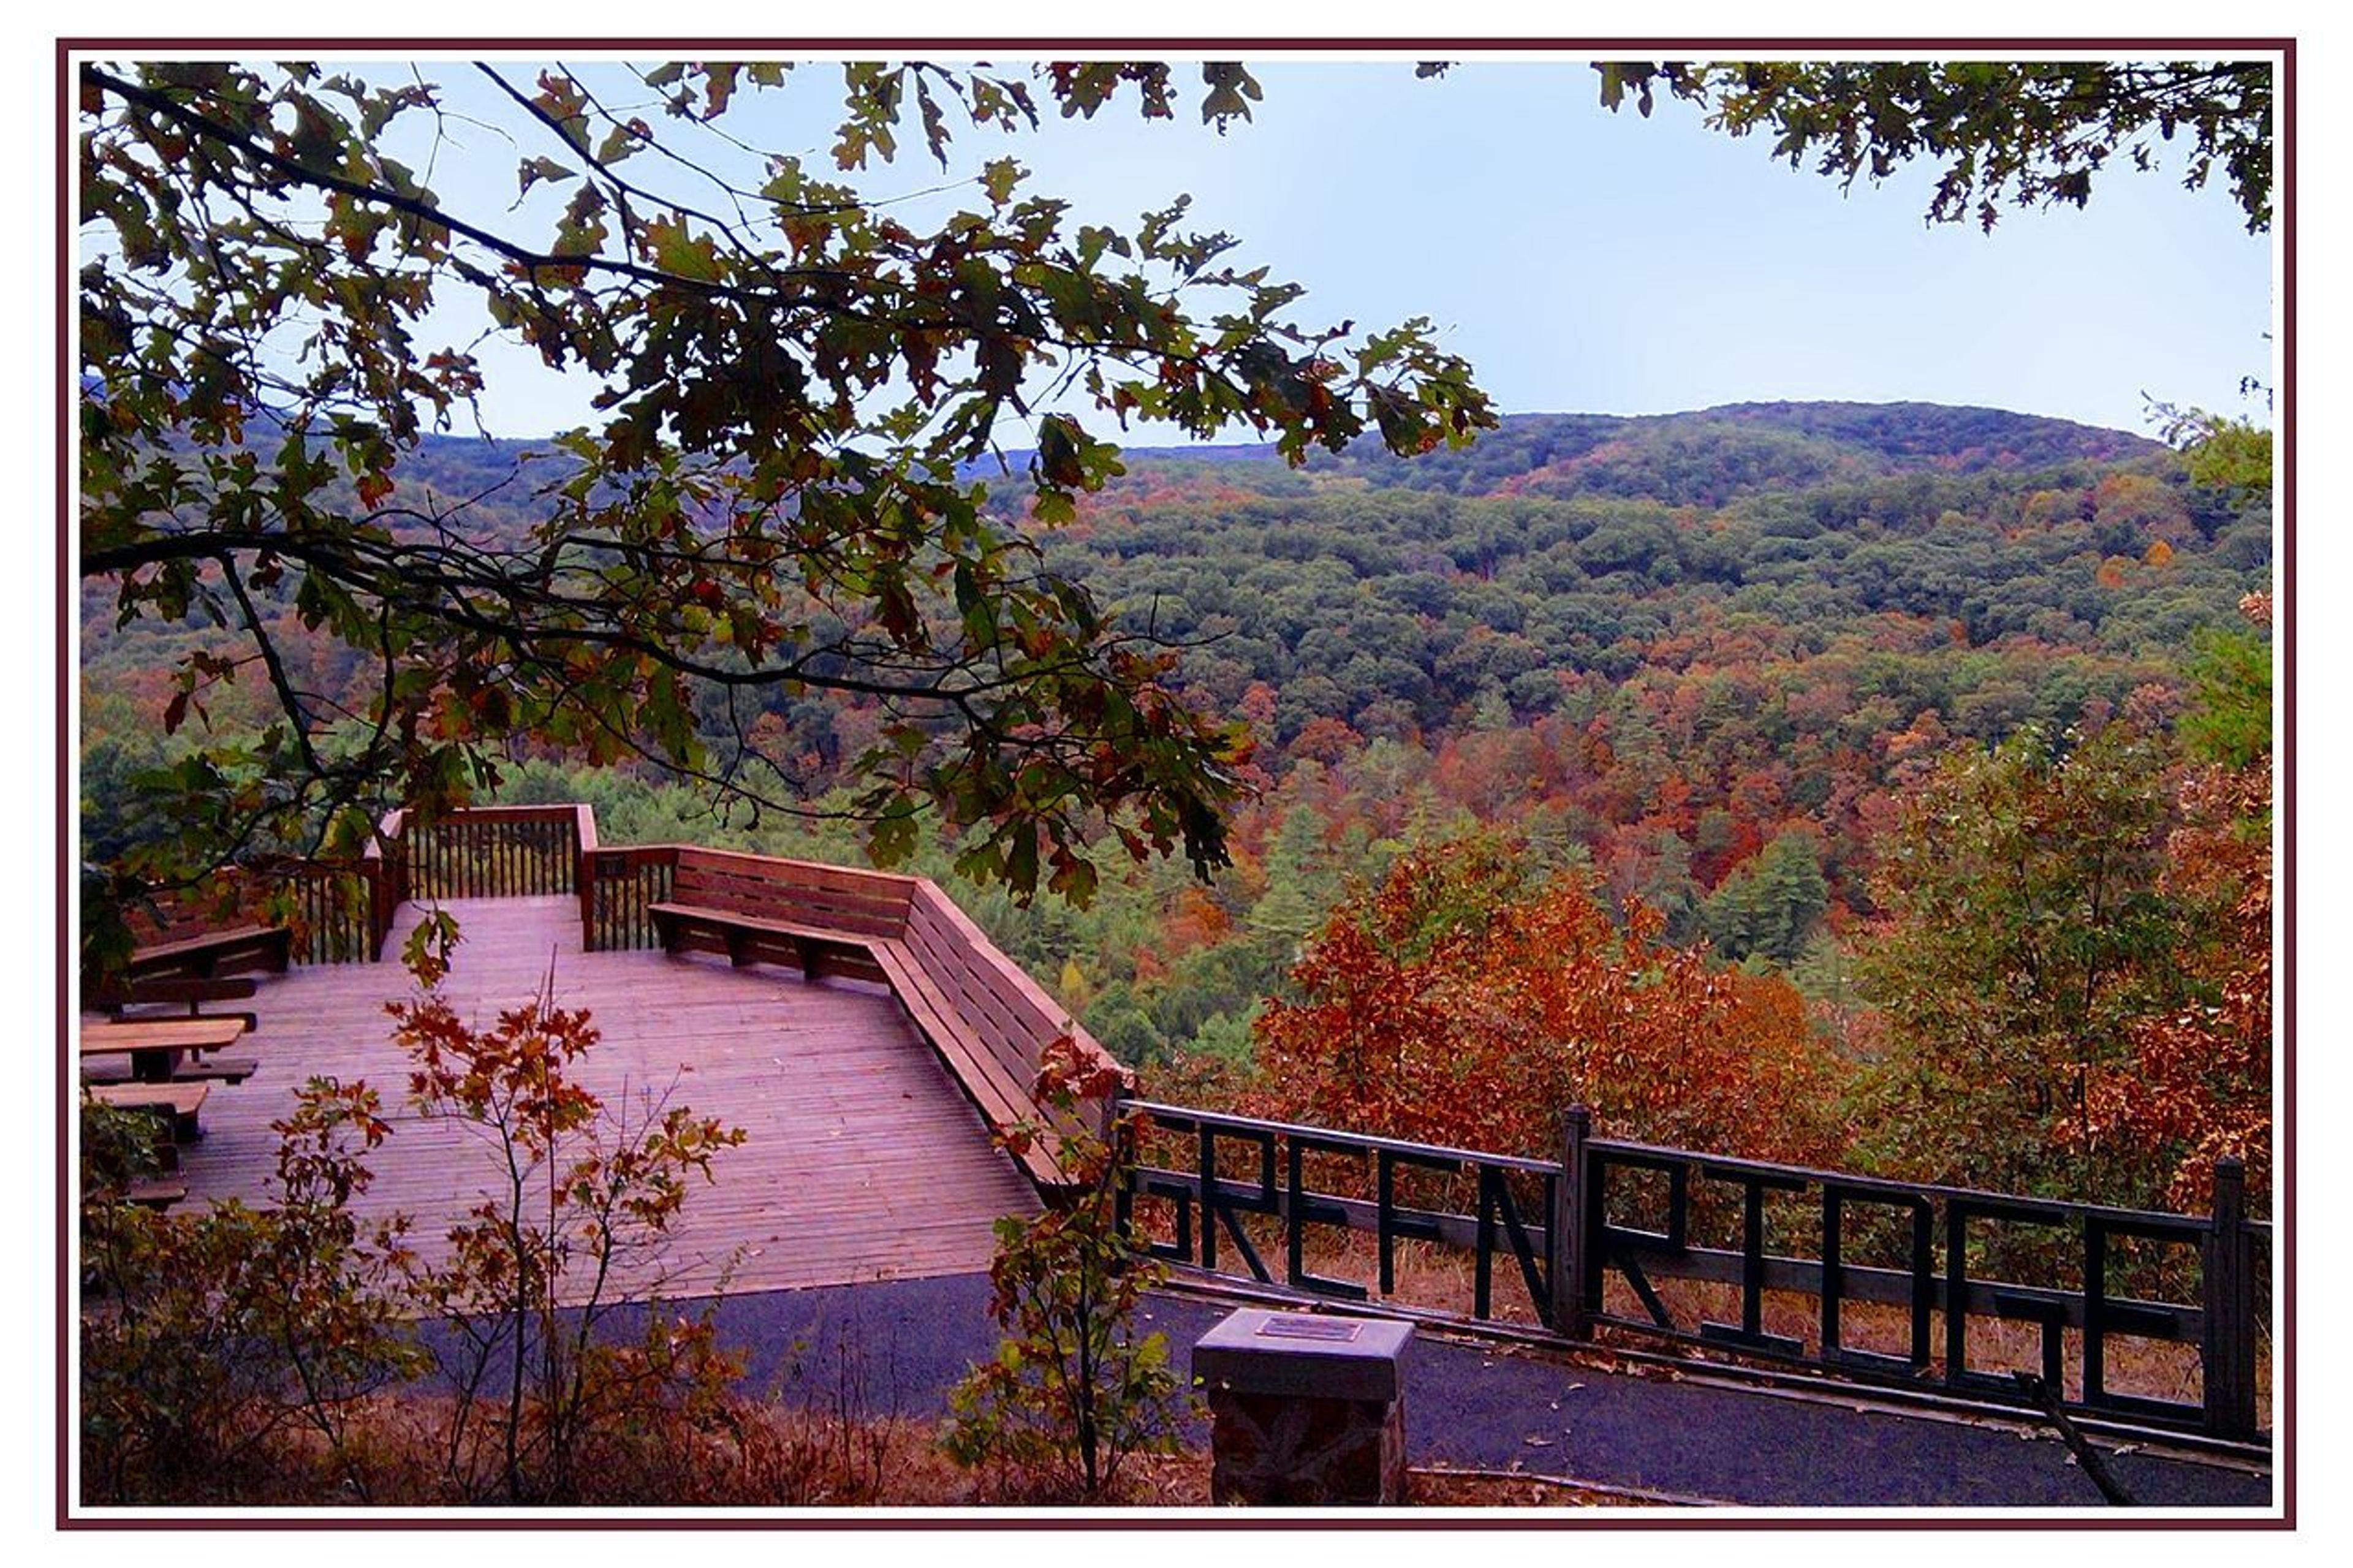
<box><xmin>55</xmin><ymin>34</ymin><xmax>2296</xmax><ymax>1533</ymax></box>
<box><xmin>2274</xmin><ymin>29</ymin><xmax>2296</xmax><ymax>1536</ymax></box>
<box><xmin>55</xmin><ymin>29</ymin><xmax>74</xmax><ymax>1536</ymax></box>
<box><xmin>51</xmin><ymin>36</ymin><xmax>2302</xmax><ymax>47</ymax></box>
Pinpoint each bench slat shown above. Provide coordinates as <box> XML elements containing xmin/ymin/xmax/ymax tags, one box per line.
<box><xmin>102</xmin><ymin>1004</ymin><xmax>259</xmax><ymax>1033</ymax></box>
<box><xmin>648</xmin><ymin>902</ymin><xmax>877</xmax><ymax>949</ymax></box>
<box><xmin>81</xmin><ymin>1055</ymin><xmax>260</xmax><ymax>1088</ymax></box>
<box><xmin>80</xmin><ymin>1018</ymin><xmax>249</xmax><ymax>1053</ymax></box>
<box><xmin>871</xmin><ymin>941</ymin><xmax>1062</xmax><ymax>1185</ymax></box>
<box><xmin>672</xmin><ymin>847</ymin><xmax>917</xmax><ymax>911</ymax></box>
<box><xmin>667</xmin><ymin>861</ymin><xmax>909</xmax><ymax>936</ymax></box>
<box><xmin>126</xmin><ymin>925</ymin><xmax>292</xmax><ymax>980</ymax></box>
<box><xmin>92</xmin><ymin>977</ymin><xmax>259</xmax><ymax>1006</ymax></box>
<box><xmin>88</xmin><ymin>1083</ymin><xmax>211</xmax><ymax>1116</ymax></box>
<box><xmin>899</xmin><ymin>912</ymin><xmax>1060</xmax><ymax>1090</ymax></box>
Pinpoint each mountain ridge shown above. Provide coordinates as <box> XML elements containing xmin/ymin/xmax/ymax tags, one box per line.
<box><xmin>372</xmin><ymin>399</ymin><xmax>2165</xmax><ymax>494</ymax></box>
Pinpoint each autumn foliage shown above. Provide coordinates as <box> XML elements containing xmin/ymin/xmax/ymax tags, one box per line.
<box><xmin>1250</xmin><ymin>836</ymin><xmax>1838</xmax><ymax>1164</ymax></box>
<box><xmin>2072</xmin><ymin>761</ymin><xmax>2272</xmax><ymax>1211</ymax></box>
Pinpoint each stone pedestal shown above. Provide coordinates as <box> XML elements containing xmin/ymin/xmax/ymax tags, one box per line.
<box><xmin>1192</xmin><ymin>1309</ymin><xmax>1413</xmax><ymax>1506</ymax></box>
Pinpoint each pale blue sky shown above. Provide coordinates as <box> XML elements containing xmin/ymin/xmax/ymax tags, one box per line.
<box><xmin>401</xmin><ymin>58</ymin><xmax>2275</xmax><ymax>443</ymax></box>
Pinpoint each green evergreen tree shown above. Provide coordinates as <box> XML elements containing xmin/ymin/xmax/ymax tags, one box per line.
<box><xmin>1700</xmin><ymin>830</ymin><xmax>1830</xmax><ymax>966</ymax></box>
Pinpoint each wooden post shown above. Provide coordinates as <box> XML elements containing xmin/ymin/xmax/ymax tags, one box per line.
<box><xmin>578</xmin><ymin>855</ymin><xmax>599</xmax><ymax>952</ymax></box>
<box><xmin>1103</xmin><ymin>1083</ymin><xmax>1131</xmax><ymax>1240</ymax></box>
<box><xmin>1097</xmin><ymin>1081</ymin><xmax>1124</xmax><ymax>1152</ymax></box>
<box><xmin>573</xmin><ymin>805</ymin><xmax>599</xmax><ymax>945</ymax></box>
<box><xmin>1551</xmin><ymin>1104</ymin><xmax>1593</xmax><ymax>1341</ymax></box>
<box><xmin>2201</xmin><ymin>1155</ymin><xmax>2259</xmax><ymax>1438</ymax></box>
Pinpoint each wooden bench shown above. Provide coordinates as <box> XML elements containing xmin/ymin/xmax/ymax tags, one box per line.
<box><xmin>81</xmin><ymin>1086</ymin><xmax>205</xmax><ymax>1179</ymax></box>
<box><xmin>630</xmin><ymin>846</ymin><xmax>1123</xmax><ymax>1189</ymax></box>
<box><xmin>649</xmin><ymin>847</ymin><xmax>906</xmax><ymax>985</ymax></box>
<box><xmin>106</xmin><ymin>1180</ymin><xmax>189</xmax><ymax>1210</ymax></box>
<box><xmin>870</xmin><ymin>940</ymin><xmax>1037</xmax><ymax>1158</ymax></box>
<box><xmin>87</xmin><ymin>1081</ymin><xmax>211</xmax><ymax>1143</ymax></box>
<box><xmin>876</xmin><ymin>883</ymin><xmax>1121</xmax><ymax>1187</ymax></box>
<box><xmin>651</xmin><ymin>904</ymin><xmax>879</xmax><ymax>981</ymax></box>
<box><xmin>125</xmin><ymin>925</ymin><xmax>292</xmax><ymax>982</ymax></box>
<box><xmin>90</xmin><ymin>975</ymin><xmax>260</xmax><ymax>1034</ymax></box>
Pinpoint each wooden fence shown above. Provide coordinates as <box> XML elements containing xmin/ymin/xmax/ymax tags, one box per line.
<box><xmin>398</xmin><ymin>804</ymin><xmax>588</xmax><ymax>902</ymax></box>
<box><xmin>265</xmin><ymin>859</ymin><xmax>382</xmax><ymax>964</ymax></box>
<box><xmin>1118</xmin><ymin>1099</ymin><xmax>2268</xmax><ymax>1444</ymax></box>
<box><xmin>580</xmin><ymin>844</ymin><xmax>676</xmax><ymax>952</ymax></box>
<box><xmin>219</xmin><ymin>805</ymin><xmax>591</xmax><ymax>964</ymax></box>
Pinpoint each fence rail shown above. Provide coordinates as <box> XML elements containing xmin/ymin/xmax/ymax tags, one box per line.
<box><xmin>401</xmin><ymin>805</ymin><xmax>584</xmax><ymax>901</ymax></box>
<box><xmin>265</xmin><ymin>861</ymin><xmax>381</xmax><ymax>965</ymax></box>
<box><xmin>1118</xmin><ymin>1098</ymin><xmax>2268</xmax><ymax>1442</ymax></box>
<box><xmin>581</xmin><ymin>844</ymin><xmax>678</xmax><ymax>952</ymax></box>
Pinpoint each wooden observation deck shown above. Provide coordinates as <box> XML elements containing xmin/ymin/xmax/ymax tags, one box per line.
<box><xmin>85</xmin><ymin>805</ymin><xmax>1126</xmax><ymax>1298</ymax></box>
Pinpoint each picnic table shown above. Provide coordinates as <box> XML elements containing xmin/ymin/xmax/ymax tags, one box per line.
<box><xmin>79</xmin><ymin>1017</ymin><xmax>249</xmax><ymax>1084</ymax></box>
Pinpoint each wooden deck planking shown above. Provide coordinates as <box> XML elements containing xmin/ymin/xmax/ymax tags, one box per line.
<box><xmin>129</xmin><ymin>896</ymin><xmax>1037</xmax><ymax>1298</ymax></box>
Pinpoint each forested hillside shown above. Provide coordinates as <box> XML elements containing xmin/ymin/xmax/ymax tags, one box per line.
<box><xmin>80</xmin><ymin>400</ymin><xmax>2273</xmax><ymax>1209</ymax></box>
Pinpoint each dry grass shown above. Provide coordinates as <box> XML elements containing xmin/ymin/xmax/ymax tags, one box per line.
<box><xmin>1407</xmin><ymin>1467</ymin><xmax>1677</xmax><ymax>1507</ymax></box>
<box><xmin>89</xmin><ymin>1390</ymin><xmax>1107</xmax><ymax>1508</ymax></box>
<box><xmin>81</xmin><ymin>1392</ymin><xmax>1669</xmax><ymax>1509</ymax></box>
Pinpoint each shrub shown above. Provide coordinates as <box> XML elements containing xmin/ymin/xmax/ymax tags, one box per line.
<box><xmin>943</xmin><ymin>1039</ymin><xmax>1195</xmax><ymax>1501</ymax></box>
<box><xmin>79</xmin><ymin>1081</ymin><xmax>420</xmax><ymax>1502</ymax></box>
<box><xmin>388</xmin><ymin>967</ymin><xmax>748</xmax><ymax>1502</ymax></box>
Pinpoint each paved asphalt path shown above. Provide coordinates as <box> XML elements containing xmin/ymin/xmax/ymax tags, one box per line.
<box><xmin>624</xmin><ymin>1272</ymin><xmax>2273</xmax><ymax>1510</ymax></box>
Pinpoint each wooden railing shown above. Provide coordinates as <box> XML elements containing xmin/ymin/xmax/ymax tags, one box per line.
<box><xmin>1118</xmin><ymin>1099</ymin><xmax>2270</xmax><ymax>1444</ymax></box>
<box><xmin>128</xmin><ymin>810</ymin><xmax>406</xmax><ymax>966</ymax></box>
<box><xmin>124</xmin><ymin>805</ymin><xmax>590</xmax><ymax>968</ymax></box>
<box><xmin>580</xmin><ymin>844</ymin><xmax>676</xmax><ymax>952</ymax></box>
<box><xmin>398</xmin><ymin>804</ymin><xmax>586</xmax><ymax>901</ymax></box>
<box><xmin>266</xmin><ymin>859</ymin><xmax>382</xmax><ymax>965</ymax></box>
<box><xmin>1121</xmin><ymin>1102</ymin><xmax>1562</xmax><ymax>1323</ymax></box>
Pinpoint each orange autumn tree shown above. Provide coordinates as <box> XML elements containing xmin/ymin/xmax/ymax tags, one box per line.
<box><xmin>2071</xmin><ymin>763</ymin><xmax>2271</xmax><ymax>1212</ymax></box>
<box><xmin>1251</xmin><ymin>835</ymin><xmax>1838</xmax><ymax>1163</ymax></box>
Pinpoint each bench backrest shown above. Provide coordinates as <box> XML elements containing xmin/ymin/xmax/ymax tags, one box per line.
<box><xmin>640</xmin><ymin>844</ymin><xmax>1126</xmax><ymax>1181</ymax></box>
<box><xmin>670</xmin><ymin>847</ymin><xmax>916</xmax><ymax>937</ymax></box>
<box><xmin>900</xmin><ymin>882</ymin><xmax>1126</xmax><ymax>1142</ymax></box>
